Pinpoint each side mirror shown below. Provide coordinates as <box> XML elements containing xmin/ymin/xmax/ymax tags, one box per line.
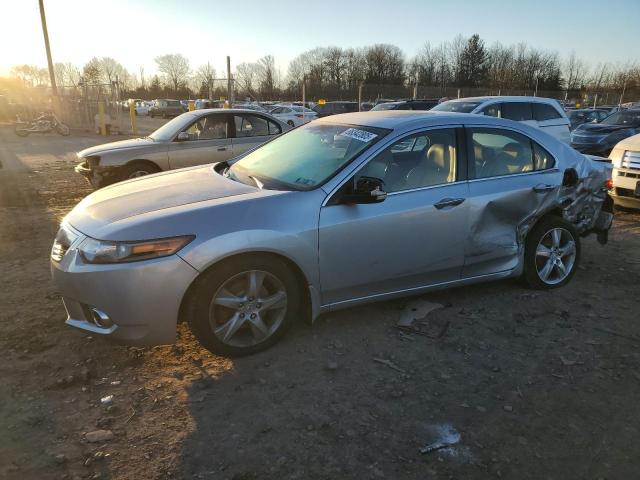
<box><xmin>342</xmin><ymin>176</ymin><xmax>387</xmax><ymax>204</ymax></box>
<box><xmin>176</xmin><ymin>131</ymin><xmax>189</xmax><ymax>142</ymax></box>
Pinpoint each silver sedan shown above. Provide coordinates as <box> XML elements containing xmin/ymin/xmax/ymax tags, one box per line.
<box><xmin>75</xmin><ymin>108</ymin><xmax>290</xmax><ymax>188</ymax></box>
<box><xmin>52</xmin><ymin>111</ymin><xmax>613</xmax><ymax>356</ymax></box>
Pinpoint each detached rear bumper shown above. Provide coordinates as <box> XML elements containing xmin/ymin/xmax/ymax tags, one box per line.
<box><xmin>51</xmin><ymin>245</ymin><xmax>199</xmax><ymax>346</ymax></box>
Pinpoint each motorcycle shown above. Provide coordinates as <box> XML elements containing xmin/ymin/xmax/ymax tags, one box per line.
<box><xmin>14</xmin><ymin>112</ymin><xmax>70</xmax><ymax>137</ymax></box>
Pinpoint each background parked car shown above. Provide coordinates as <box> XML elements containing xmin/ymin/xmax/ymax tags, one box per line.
<box><xmin>371</xmin><ymin>99</ymin><xmax>438</xmax><ymax>111</ymax></box>
<box><xmin>571</xmin><ymin>109</ymin><xmax>640</xmax><ymax>156</ymax></box>
<box><xmin>149</xmin><ymin>99</ymin><xmax>185</xmax><ymax>118</ymax></box>
<box><xmin>567</xmin><ymin>108</ymin><xmax>610</xmax><ymax>130</ymax></box>
<box><xmin>432</xmin><ymin>96</ymin><xmax>571</xmax><ymax>143</ymax></box>
<box><xmin>609</xmin><ymin>133</ymin><xmax>640</xmax><ymax>209</ymax></box>
<box><xmin>312</xmin><ymin>101</ymin><xmax>359</xmax><ymax>117</ymax></box>
<box><xmin>75</xmin><ymin>109</ymin><xmax>290</xmax><ymax>188</ymax></box>
<box><xmin>269</xmin><ymin>105</ymin><xmax>317</xmax><ymax>126</ymax></box>
<box><xmin>134</xmin><ymin>101</ymin><xmax>152</xmax><ymax>116</ymax></box>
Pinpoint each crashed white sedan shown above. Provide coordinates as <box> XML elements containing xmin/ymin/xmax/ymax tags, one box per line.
<box><xmin>52</xmin><ymin>111</ymin><xmax>613</xmax><ymax>356</ymax></box>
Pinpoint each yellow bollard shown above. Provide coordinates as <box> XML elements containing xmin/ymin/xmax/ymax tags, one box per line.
<box><xmin>188</xmin><ymin>100</ymin><xmax>195</xmax><ymax>111</ymax></box>
<box><xmin>98</xmin><ymin>101</ymin><xmax>107</xmax><ymax>136</ymax></box>
<box><xmin>129</xmin><ymin>99</ymin><xmax>137</xmax><ymax>136</ymax></box>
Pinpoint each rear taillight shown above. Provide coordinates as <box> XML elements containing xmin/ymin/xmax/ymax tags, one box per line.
<box><xmin>295</xmin><ymin>114</ymin><xmax>303</xmax><ymax>118</ymax></box>
<box><xmin>605</xmin><ymin>179</ymin><xmax>613</xmax><ymax>190</ymax></box>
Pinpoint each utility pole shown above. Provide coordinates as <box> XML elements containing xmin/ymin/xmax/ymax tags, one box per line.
<box><xmin>226</xmin><ymin>56</ymin><xmax>232</xmax><ymax>108</ymax></box>
<box><xmin>39</xmin><ymin>0</ymin><xmax>57</xmax><ymax>96</ymax></box>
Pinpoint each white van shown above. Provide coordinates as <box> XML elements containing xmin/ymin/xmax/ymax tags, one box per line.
<box><xmin>432</xmin><ymin>96</ymin><xmax>571</xmax><ymax>144</ymax></box>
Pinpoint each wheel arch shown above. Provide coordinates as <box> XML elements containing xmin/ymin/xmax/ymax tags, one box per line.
<box><xmin>177</xmin><ymin>250</ymin><xmax>313</xmax><ymax>325</ymax></box>
<box><xmin>124</xmin><ymin>158</ymin><xmax>162</xmax><ymax>172</ymax></box>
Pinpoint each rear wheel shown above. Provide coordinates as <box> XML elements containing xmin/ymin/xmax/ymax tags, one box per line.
<box><xmin>523</xmin><ymin>216</ymin><xmax>580</xmax><ymax>289</ymax></box>
<box><xmin>55</xmin><ymin>123</ymin><xmax>70</xmax><ymax>136</ymax></box>
<box><xmin>14</xmin><ymin>125</ymin><xmax>29</xmax><ymax>137</ymax></box>
<box><xmin>186</xmin><ymin>255</ymin><xmax>300</xmax><ymax>356</ymax></box>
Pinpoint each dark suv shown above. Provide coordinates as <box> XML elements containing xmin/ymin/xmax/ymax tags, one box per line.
<box><xmin>313</xmin><ymin>101</ymin><xmax>359</xmax><ymax>117</ymax></box>
<box><xmin>371</xmin><ymin>99</ymin><xmax>438</xmax><ymax>111</ymax></box>
<box><xmin>149</xmin><ymin>99</ymin><xmax>185</xmax><ymax>118</ymax></box>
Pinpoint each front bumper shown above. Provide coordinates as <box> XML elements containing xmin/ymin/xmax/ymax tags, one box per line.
<box><xmin>75</xmin><ymin>161</ymin><xmax>119</xmax><ymax>189</ymax></box>
<box><xmin>611</xmin><ymin>166</ymin><xmax>640</xmax><ymax>208</ymax></box>
<box><xmin>51</xmin><ymin>234</ymin><xmax>200</xmax><ymax>346</ymax></box>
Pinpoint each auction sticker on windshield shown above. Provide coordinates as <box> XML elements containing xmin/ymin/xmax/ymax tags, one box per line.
<box><xmin>340</xmin><ymin>128</ymin><xmax>378</xmax><ymax>143</ymax></box>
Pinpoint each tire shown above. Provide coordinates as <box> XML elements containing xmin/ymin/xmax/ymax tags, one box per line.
<box><xmin>523</xmin><ymin>216</ymin><xmax>581</xmax><ymax>289</ymax></box>
<box><xmin>14</xmin><ymin>125</ymin><xmax>29</xmax><ymax>137</ymax></box>
<box><xmin>287</xmin><ymin>120</ymin><xmax>295</xmax><ymax>127</ymax></box>
<box><xmin>186</xmin><ymin>254</ymin><xmax>301</xmax><ymax>356</ymax></box>
<box><xmin>119</xmin><ymin>162</ymin><xmax>160</xmax><ymax>181</ymax></box>
<box><xmin>55</xmin><ymin>123</ymin><xmax>70</xmax><ymax>136</ymax></box>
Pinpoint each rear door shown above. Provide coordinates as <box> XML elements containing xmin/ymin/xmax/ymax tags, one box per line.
<box><xmin>231</xmin><ymin>114</ymin><xmax>282</xmax><ymax>156</ymax></box>
<box><xmin>167</xmin><ymin>113</ymin><xmax>234</xmax><ymax>169</ymax></box>
<box><xmin>501</xmin><ymin>102</ymin><xmax>536</xmax><ymax>127</ymax></box>
<box><xmin>463</xmin><ymin>126</ymin><xmax>561</xmax><ymax>277</ymax></box>
<box><xmin>532</xmin><ymin>102</ymin><xmax>571</xmax><ymax>144</ymax></box>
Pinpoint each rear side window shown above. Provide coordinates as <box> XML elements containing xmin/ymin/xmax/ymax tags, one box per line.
<box><xmin>469</xmin><ymin>128</ymin><xmax>555</xmax><ymax>179</ymax></box>
<box><xmin>502</xmin><ymin>102</ymin><xmax>533</xmax><ymax>121</ymax></box>
<box><xmin>268</xmin><ymin>119</ymin><xmax>281</xmax><ymax>135</ymax></box>
<box><xmin>234</xmin><ymin>114</ymin><xmax>269</xmax><ymax>137</ymax></box>
<box><xmin>481</xmin><ymin>104</ymin><xmax>501</xmax><ymax>117</ymax></box>
<box><xmin>533</xmin><ymin>103</ymin><xmax>561</xmax><ymax>121</ymax></box>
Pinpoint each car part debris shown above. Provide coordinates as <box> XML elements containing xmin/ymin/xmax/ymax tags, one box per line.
<box><xmin>420</xmin><ymin>424</ymin><xmax>461</xmax><ymax>455</ymax></box>
<box><xmin>373</xmin><ymin>357</ymin><xmax>405</xmax><ymax>374</ymax></box>
<box><xmin>398</xmin><ymin>299</ymin><xmax>444</xmax><ymax>327</ymax></box>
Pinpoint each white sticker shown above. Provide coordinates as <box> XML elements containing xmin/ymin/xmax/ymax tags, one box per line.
<box><xmin>340</xmin><ymin>128</ymin><xmax>378</xmax><ymax>143</ymax></box>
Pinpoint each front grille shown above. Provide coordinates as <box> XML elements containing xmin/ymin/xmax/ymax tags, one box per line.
<box><xmin>621</xmin><ymin>150</ymin><xmax>640</xmax><ymax>170</ymax></box>
<box><xmin>617</xmin><ymin>170</ymin><xmax>640</xmax><ymax>179</ymax></box>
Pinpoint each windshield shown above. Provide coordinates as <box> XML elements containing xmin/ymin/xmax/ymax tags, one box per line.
<box><xmin>371</xmin><ymin>103</ymin><xmax>399</xmax><ymax>111</ymax></box>
<box><xmin>148</xmin><ymin>113</ymin><xmax>194</xmax><ymax>141</ymax></box>
<box><xmin>431</xmin><ymin>101</ymin><xmax>482</xmax><ymax>113</ymax></box>
<box><xmin>228</xmin><ymin>123</ymin><xmax>389</xmax><ymax>191</ymax></box>
<box><xmin>600</xmin><ymin>110</ymin><xmax>640</xmax><ymax>126</ymax></box>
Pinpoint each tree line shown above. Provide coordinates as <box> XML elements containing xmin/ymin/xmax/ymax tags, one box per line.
<box><xmin>7</xmin><ymin>34</ymin><xmax>639</xmax><ymax>102</ymax></box>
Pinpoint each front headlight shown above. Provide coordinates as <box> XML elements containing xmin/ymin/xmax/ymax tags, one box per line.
<box><xmin>609</xmin><ymin>147</ymin><xmax>625</xmax><ymax>167</ymax></box>
<box><xmin>78</xmin><ymin>235</ymin><xmax>194</xmax><ymax>264</ymax></box>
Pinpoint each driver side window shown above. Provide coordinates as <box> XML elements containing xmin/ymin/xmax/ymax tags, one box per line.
<box><xmin>182</xmin><ymin>114</ymin><xmax>228</xmax><ymax>141</ymax></box>
<box><xmin>357</xmin><ymin>129</ymin><xmax>457</xmax><ymax>193</ymax></box>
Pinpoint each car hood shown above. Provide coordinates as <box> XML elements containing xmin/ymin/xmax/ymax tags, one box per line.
<box><xmin>574</xmin><ymin>124</ymin><xmax>630</xmax><ymax>136</ymax></box>
<box><xmin>78</xmin><ymin>137</ymin><xmax>156</xmax><ymax>157</ymax></box>
<box><xmin>65</xmin><ymin>166</ymin><xmax>259</xmax><ymax>235</ymax></box>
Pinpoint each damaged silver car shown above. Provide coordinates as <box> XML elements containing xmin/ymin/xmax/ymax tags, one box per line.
<box><xmin>52</xmin><ymin>111</ymin><xmax>613</xmax><ymax>356</ymax></box>
<box><xmin>74</xmin><ymin>109</ymin><xmax>290</xmax><ymax>188</ymax></box>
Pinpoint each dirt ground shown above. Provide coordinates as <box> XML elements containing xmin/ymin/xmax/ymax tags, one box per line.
<box><xmin>1</xmin><ymin>127</ymin><xmax>640</xmax><ymax>480</ymax></box>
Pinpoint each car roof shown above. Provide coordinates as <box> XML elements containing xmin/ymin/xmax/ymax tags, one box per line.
<box><xmin>446</xmin><ymin>96</ymin><xmax>560</xmax><ymax>105</ymax></box>
<box><xmin>314</xmin><ymin>110</ymin><xmax>540</xmax><ymax>132</ymax></box>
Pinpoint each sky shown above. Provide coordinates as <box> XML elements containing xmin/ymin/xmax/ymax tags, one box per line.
<box><xmin>1</xmin><ymin>0</ymin><xmax>639</xmax><ymax>79</ymax></box>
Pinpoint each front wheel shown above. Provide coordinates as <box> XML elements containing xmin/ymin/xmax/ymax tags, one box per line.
<box><xmin>523</xmin><ymin>216</ymin><xmax>581</xmax><ymax>289</ymax></box>
<box><xmin>14</xmin><ymin>125</ymin><xmax>29</xmax><ymax>137</ymax></box>
<box><xmin>119</xmin><ymin>162</ymin><xmax>160</xmax><ymax>182</ymax></box>
<box><xmin>55</xmin><ymin>123</ymin><xmax>70</xmax><ymax>136</ymax></box>
<box><xmin>186</xmin><ymin>255</ymin><xmax>300</xmax><ymax>356</ymax></box>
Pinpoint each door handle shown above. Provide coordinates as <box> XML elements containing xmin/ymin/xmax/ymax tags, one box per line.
<box><xmin>434</xmin><ymin>198</ymin><xmax>465</xmax><ymax>210</ymax></box>
<box><xmin>217</xmin><ymin>147</ymin><xmax>228</xmax><ymax>151</ymax></box>
<box><xmin>532</xmin><ymin>184</ymin><xmax>555</xmax><ymax>193</ymax></box>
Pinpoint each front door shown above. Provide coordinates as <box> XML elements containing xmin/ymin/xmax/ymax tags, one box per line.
<box><xmin>168</xmin><ymin>113</ymin><xmax>234</xmax><ymax>169</ymax></box>
<box><xmin>318</xmin><ymin>128</ymin><xmax>469</xmax><ymax>306</ymax></box>
<box><xmin>231</xmin><ymin>113</ymin><xmax>282</xmax><ymax>157</ymax></box>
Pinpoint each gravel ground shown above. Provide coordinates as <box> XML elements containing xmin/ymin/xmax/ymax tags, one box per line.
<box><xmin>1</xmin><ymin>127</ymin><xmax>640</xmax><ymax>480</ymax></box>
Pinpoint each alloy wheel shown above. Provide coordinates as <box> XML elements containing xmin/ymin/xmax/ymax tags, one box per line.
<box><xmin>128</xmin><ymin>170</ymin><xmax>150</xmax><ymax>179</ymax></box>
<box><xmin>535</xmin><ymin>228</ymin><xmax>577</xmax><ymax>285</ymax></box>
<box><xmin>208</xmin><ymin>270</ymin><xmax>288</xmax><ymax>347</ymax></box>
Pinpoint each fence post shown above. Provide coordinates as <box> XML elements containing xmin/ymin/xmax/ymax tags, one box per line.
<box><xmin>129</xmin><ymin>100</ymin><xmax>137</xmax><ymax>136</ymax></box>
<box><xmin>98</xmin><ymin>101</ymin><xmax>107</xmax><ymax>136</ymax></box>
<box><xmin>358</xmin><ymin>84</ymin><xmax>363</xmax><ymax>111</ymax></box>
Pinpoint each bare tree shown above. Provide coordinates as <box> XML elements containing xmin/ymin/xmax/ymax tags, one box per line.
<box><xmin>235</xmin><ymin>62</ymin><xmax>259</xmax><ymax>99</ymax></box>
<box><xmin>564</xmin><ymin>51</ymin><xmax>588</xmax><ymax>90</ymax></box>
<box><xmin>256</xmin><ymin>55</ymin><xmax>277</xmax><ymax>99</ymax></box>
<box><xmin>194</xmin><ymin>62</ymin><xmax>216</xmax><ymax>98</ymax></box>
<box><xmin>155</xmin><ymin>54</ymin><xmax>190</xmax><ymax>93</ymax></box>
